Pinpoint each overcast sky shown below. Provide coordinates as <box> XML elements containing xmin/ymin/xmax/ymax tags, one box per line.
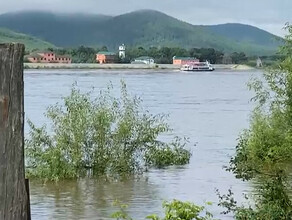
<box><xmin>0</xmin><ymin>0</ymin><xmax>291</xmax><ymax>36</ymax></box>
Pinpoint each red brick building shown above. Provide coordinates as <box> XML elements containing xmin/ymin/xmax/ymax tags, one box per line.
<box><xmin>173</xmin><ymin>56</ymin><xmax>199</xmax><ymax>65</ymax></box>
<box><xmin>96</xmin><ymin>51</ymin><xmax>116</xmax><ymax>64</ymax></box>
<box><xmin>26</xmin><ymin>51</ymin><xmax>71</xmax><ymax>63</ymax></box>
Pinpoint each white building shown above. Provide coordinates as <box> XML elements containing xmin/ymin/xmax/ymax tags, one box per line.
<box><xmin>131</xmin><ymin>56</ymin><xmax>155</xmax><ymax>64</ymax></box>
<box><xmin>119</xmin><ymin>44</ymin><xmax>126</xmax><ymax>59</ymax></box>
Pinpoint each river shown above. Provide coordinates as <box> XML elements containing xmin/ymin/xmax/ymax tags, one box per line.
<box><xmin>24</xmin><ymin>69</ymin><xmax>258</xmax><ymax>219</ymax></box>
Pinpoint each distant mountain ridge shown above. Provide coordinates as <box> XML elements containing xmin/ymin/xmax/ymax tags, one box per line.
<box><xmin>0</xmin><ymin>10</ymin><xmax>283</xmax><ymax>55</ymax></box>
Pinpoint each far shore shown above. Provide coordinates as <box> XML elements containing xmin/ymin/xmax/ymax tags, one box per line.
<box><xmin>24</xmin><ymin>63</ymin><xmax>255</xmax><ymax>70</ymax></box>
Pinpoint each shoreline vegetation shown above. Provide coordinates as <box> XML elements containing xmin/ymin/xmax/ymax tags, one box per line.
<box><xmin>24</xmin><ymin>63</ymin><xmax>255</xmax><ymax>71</ymax></box>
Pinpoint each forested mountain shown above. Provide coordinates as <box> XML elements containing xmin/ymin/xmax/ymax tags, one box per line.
<box><xmin>0</xmin><ymin>10</ymin><xmax>282</xmax><ymax>55</ymax></box>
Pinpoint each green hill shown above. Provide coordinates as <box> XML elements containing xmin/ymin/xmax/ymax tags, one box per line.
<box><xmin>0</xmin><ymin>27</ymin><xmax>56</xmax><ymax>51</ymax></box>
<box><xmin>95</xmin><ymin>10</ymin><xmax>237</xmax><ymax>50</ymax></box>
<box><xmin>206</xmin><ymin>23</ymin><xmax>282</xmax><ymax>47</ymax></box>
<box><xmin>205</xmin><ymin>23</ymin><xmax>283</xmax><ymax>54</ymax></box>
<box><xmin>0</xmin><ymin>10</ymin><xmax>283</xmax><ymax>55</ymax></box>
<box><xmin>0</xmin><ymin>11</ymin><xmax>112</xmax><ymax>47</ymax></box>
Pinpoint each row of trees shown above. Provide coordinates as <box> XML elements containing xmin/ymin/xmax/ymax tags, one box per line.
<box><xmin>50</xmin><ymin>46</ymin><xmax>106</xmax><ymax>63</ymax></box>
<box><xmin>46</xmin><ymin>46</ymin><xmax>254</xmax><ymax>64</ymax></box>
<box><xmin>124</xmin><ymin>47</ymin><xmax>225</xmax><ymax>64</ymax></box>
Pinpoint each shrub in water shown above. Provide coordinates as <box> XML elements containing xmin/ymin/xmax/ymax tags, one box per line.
<box><xmin>111</xmin><ymin>199</ymin><xmax>214</xmax><ymax>220</ymax></box>
<box><xmin>25</xmin><ymin>82</ymin><xmax>191</xmax><ymax>181</ymax></box>
<box><xmin>145</xmin><ymin>137</ymin><xmax>191</xmax><ymax>168</ymax></box>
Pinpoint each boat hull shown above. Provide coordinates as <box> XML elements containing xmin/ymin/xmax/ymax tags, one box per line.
<box><xmin>181</xmin><ymin>68</ymin><xmax>215</xmax><ymax>72</ymax></box>
<box><xmin>180</xmin><ymin>62</ymin><xmax>215</xmax><ymax>72</ymax></box>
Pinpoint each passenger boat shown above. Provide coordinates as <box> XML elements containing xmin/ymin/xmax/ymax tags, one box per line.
<box><xmin>180</xmin><ymin>61</ymin><xmax>215</xmax><ymax>71</ymax></box>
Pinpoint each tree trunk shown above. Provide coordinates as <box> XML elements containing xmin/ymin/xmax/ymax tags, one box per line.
<box><xmin>0</xmin><ymin>43</ymin><xmax>28</xmax><ymax>220</ymax></box>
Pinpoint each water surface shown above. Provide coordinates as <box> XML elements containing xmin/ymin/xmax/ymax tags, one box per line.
<box><xmin>25</xmin><ymin>69</ymin><xmax>257</xmax><ymax>219</ymax></box>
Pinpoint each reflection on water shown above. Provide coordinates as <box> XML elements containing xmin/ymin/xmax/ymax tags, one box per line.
<box><xmin>25</xmin><ymin>69</ymin><xmax>258</xmax><ymax>219</ymax></box>
<box><xmin>30</xmin><ymin>177</ymin><xmax>161</xmax><ymax>219</ymax></box>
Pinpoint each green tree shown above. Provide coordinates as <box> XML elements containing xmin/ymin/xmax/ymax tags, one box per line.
<box><xmin>222</xmin><ymin>24</ymin><xmax>292</xmax><ymax>219</ymax></box>
<box><xmin>101</xmin><ymin>45</ymin><xmax>108</xmax><ymax>51</ymax></box>
<box><xmin>148</xmin><ymin>47</ymin><xmax>161</xmax><ymax>59</ymax></box>
<box><xmin>231</xmin><ymin>52</ymin><xmax>248</xmax><ymax>64</ymax></box>
<box><xmin>189</xmin><ymin>48</ymin><xmax>224</xmax><ymax>64</ymax></box>
<box><xmin>68</xmin><ymin>46</ymin><xmax>98</xmax><ymax>63</ymax></box>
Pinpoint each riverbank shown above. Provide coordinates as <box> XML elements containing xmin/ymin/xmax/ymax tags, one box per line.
<box><xmin>24</xmin><ymin>63</ymin><xmax>255</xmax><ymax>70</ymax></box>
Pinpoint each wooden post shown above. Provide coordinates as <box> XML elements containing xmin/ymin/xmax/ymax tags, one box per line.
<box><xmin>25</xmin><ymin>179</ymin><xmax>31</xmax><ymax>220</ymax></box>
<box><xmin>0</xmin><ymin>43</ymin><xmax>29</xmax><ymax>219</ymax></box>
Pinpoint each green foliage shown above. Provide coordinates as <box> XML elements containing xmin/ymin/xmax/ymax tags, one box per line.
<box><xmin>53</xmin><ymin>46</ymin><xmax>119</xmax><ymax>63</ymax></box>
<box><xmin>59</xmin><ymin>46</ymin><xmax>97</xmax><ymax>63</ymax></box>
<box><xmin>25</xmin><ymin>82</ymin><xmax>191</xmax><ymax>181</ymax></box>
<box><xmin>0</xmin><ymin>27</ymin><xmax>56</xmax><ymax>52</ymax></box>
<box><xmin>217</xmin><ymin>183</ymin><xmax>292</xmax><ymax>220</ymax></box>
<box><xmin>111</xmin><ymin>200</ymin><xmax>214</xmax><ymax>220</ymax></box>
<box><xmin>111</xmin><ymin>200</ymin><xmax>133</xmax><ymax>220</ymax></box>
<box><xmin>145</xmin><ymin>137</ymin><xmax>192</xmax><ymax>168</ymax></box>
<box><xmin>222</xmin><ymin>24</ymin><xmax>292</xmax><ymax>219</ymax></box>
<box><xmin>157</xmin><ymin>200</ymin><xmax>213</xmax><ymax>220</ymax></box>
<box><xmin>48</xmin><ymin>45</ymin><xmax>280</xmax><ymax>65</ymax></box>
<box><xmin>230</xmin><ymin>52</ymin><xmax>248</xmax><ymax>64</ymax></box>
<box><xmin>207</xmin><ymin>23</ymin><xmax>283</xmax><ymax>53</ymax></box>
<box><xmin>47</xmin><ymin>46</ymin><xmax>225</xmax><ymax>64</ymax></box>
<box><xmin>121</xmin><ymin>47</ymin><xmax>224</xmax><ymax>64</ymax></box>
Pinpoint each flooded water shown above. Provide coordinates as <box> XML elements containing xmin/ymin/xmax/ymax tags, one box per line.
<box><xmin>24</xmin><ymin>69</ymin><xmax>258</xmax><ymax>219</ymax></box>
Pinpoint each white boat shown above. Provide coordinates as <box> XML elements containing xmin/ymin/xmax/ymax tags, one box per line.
<box><xmin>180</xmin><ymin>61</ymin><xmax>214</xmax><ymax>72</ymax></box>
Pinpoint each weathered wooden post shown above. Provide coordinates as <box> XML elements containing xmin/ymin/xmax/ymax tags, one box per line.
<box><xmin>0</xmin><ymin>43</ymin><xmax>29</xmax><ymax>219</ymax></box>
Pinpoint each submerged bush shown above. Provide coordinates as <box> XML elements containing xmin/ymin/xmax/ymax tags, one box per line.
<box><xmin>145</xmin><ymin>137</ymin><xmax>191</xmax><ymax>168</ymax></box>
<box><xmin>25</xmin><ymin>82</ymin><xmax>191</xmax><ymax>181</ymax></box>
<box><xmin>111</xmin><ymin>199</ymin><xmax>214</xmax><ymax>220</ymax></box>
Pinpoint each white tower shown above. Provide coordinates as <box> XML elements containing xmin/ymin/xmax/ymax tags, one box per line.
<box><xmin>119</xmin><ymin>44</ymin><xmax>126</xmax><ymax>59</ymax></box>
<box><xmin>256</xmin><ymin>57</ymin><xmax>263</xmax><ymax>68</ymax></box>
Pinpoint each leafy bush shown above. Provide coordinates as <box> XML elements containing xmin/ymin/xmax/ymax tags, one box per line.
<box><xmin>217</xmin><ymin>185</ymin><xmax>292</xmax><ymax>220</ymax></box>
<box><xmin>111</xmin><ymin>200</ymin><xmax>133</xmax><ymax>220</ymax></box>
<box><xmin>145</xmin><ymin>137</ymin><xmax>191</xmax><ymax>168</ymax></box>
<box><xmin>221</xmin><ymin>24</ymin><xmax>292</xmax><ymax>219</ymax></box>
<box><xmin>111</xmin><ymin>200</ymin><xmax>214</xmax><ymax>220</ymax></box>
<box><xmin>25</xmin><ymin>82</ymin><xmax>191</xmax><ymax>181</ymax></box>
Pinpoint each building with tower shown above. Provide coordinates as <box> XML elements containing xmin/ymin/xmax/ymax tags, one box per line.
<box><xmin>119</xmin><ymin>44</ymin><xmax>126</xmax><ymax>59</ymax></box>
<box><xmin>257</xmin><ymin>57</ymin><xmax>263</xmax><ymax>68</ymax></box>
